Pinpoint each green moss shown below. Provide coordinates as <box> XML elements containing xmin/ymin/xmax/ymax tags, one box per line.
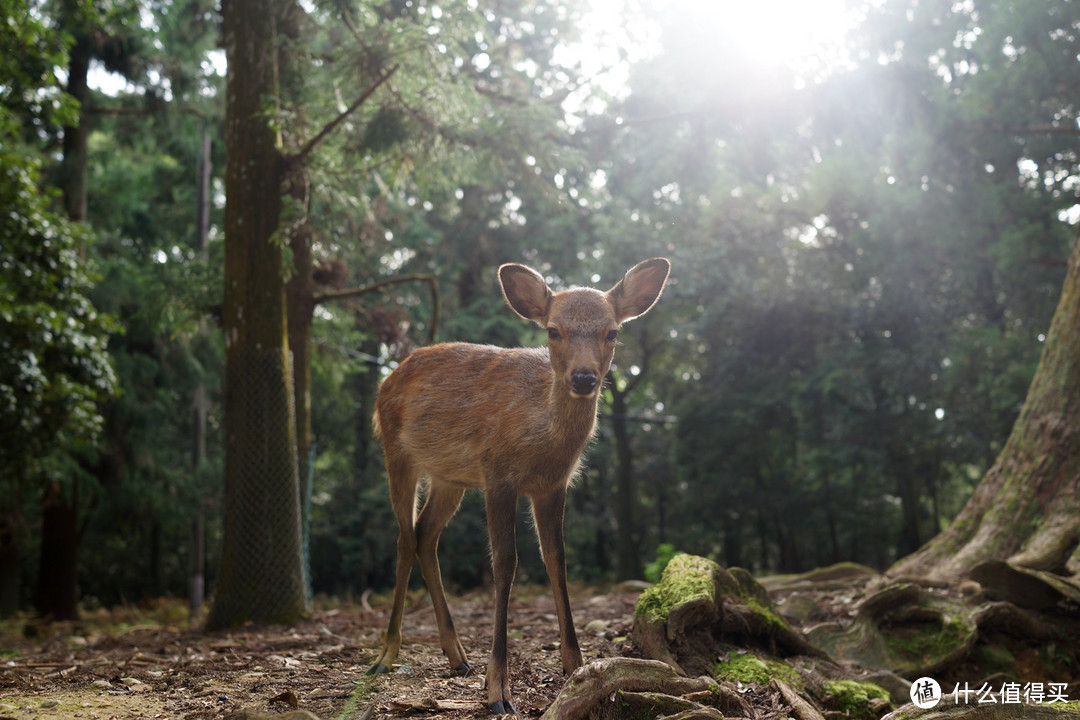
<box><xmin>974</xmin><ymin>644</ymin><xmax>1016</xmax><ymax>672</ymax></box>
<box><xmin>883</xmin><ymin>613</ymin><xmax>970</xmax><ymax>669</ymax></box>
<box><xmin>714</xmin><ymin>651</ymin><xmax>801</xmax><ymax>687</ymax></box>
<box><xmin>822</xmin><ymin>679</ymin><xmax>891</xmax><ymax>720</ymax></box>
<box><xmin>635</xmin><ymin>554</ymin><xmax>717</xmax><ymax>622</ymax></box>
<box><xmin>745</xmin><ymin>597</ymin><xmax>786</xmax><ymax>630</ymax></box>
<box><xmin>609</xmin><ymin>692</ymin><xmax>659</xmax><ymax>720</ymax></box>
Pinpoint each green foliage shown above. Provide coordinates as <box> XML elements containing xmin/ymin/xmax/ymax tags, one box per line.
<box><xmin>644</xmin><ymin>543</ymin><xmax>681</xmax><ymax>584</ymax></box>
<box><xmin>0</xmin><ymin>152</ymin><xmax>118</xmax><ymax>482</ymax></box>
<box><xmin>0</xmin><ymin>0</ymin><xmax>79</xmax><ymax>138</ymax></box>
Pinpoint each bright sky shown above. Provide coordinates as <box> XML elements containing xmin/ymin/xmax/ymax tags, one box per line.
<box><xmin>562</xmin><ymin>0</ymin><xmax>858</xmax><ymax>113</ymax></box>
<box><xmin>685</xmin><ymin>0</ymin><xmax>857</xmax><ymax>68</ymax></box>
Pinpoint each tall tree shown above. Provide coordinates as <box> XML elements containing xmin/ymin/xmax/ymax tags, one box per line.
<box><xmin>895</xmin><ymin>230</ymin><xmax>1080</xmax><ymax>578</ymax></box>
<box><xmin>206</xmin><ymin>0</ymin><xmax>307</xmax><ymax>627</ymax></box>
<box><xmin>0</xmin><ymin>0</ymin><xmax>124</xmax><ymax>618</ymax></box>
<box><xmin>871</xmin><ymin>0</ymin><xmax>1080</xmax><ymax>579</ymax></box>
<box><xmin>0</xmin><ymin>132</ymin><xmax>117</xmax><ymax>618</ymax></box>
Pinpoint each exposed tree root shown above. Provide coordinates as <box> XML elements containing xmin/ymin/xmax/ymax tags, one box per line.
<box><xmin>539</xmin><ymin>657</ymin><xmax>731</xmax><ymax>720</ymax></box>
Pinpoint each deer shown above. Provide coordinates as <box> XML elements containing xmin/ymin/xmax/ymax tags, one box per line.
<box><xmin>366</xmin><ymin>257</ymin><xmax>670</xmax><ymax>715</ymax></box>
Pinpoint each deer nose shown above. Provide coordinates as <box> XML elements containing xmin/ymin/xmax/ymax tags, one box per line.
<box><xmin>571</xmin><ymin>370</ymin><xmax>598</xmax><ymax>396</ymax></box>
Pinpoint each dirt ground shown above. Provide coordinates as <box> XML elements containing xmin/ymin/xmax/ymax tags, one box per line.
<box><xmin>0</xmin><ymin>587</ymin><xmax>639</xmax><ymax>720</ymax></box>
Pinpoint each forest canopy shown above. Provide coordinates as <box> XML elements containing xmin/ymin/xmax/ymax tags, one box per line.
<box><xmin>1</xmin><ymin>0</ymin><xmax>1078</xmax><ymax>618</ymax></box>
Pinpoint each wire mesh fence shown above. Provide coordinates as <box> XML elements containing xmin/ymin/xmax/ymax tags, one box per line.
<box><xmin>207</xmin><ymin>346</ymin><xmax>310</xmax><ymax>627</ymax></box>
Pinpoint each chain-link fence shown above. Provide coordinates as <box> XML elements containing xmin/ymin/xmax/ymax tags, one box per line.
<box><xmin>207</xmin><ymin>347</ymin><xmax>310</xmax><ymax>628</ymax></box>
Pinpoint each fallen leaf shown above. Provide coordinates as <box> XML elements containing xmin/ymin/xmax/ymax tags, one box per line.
<box><xmin>270</xmin><ymin>690</ymin><xmax>299</xmax><ymax>709</ymax></box>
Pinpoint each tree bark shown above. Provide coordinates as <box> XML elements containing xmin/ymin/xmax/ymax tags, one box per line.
<box><xmin>286</xmin><ymin>215</ymin><xmax>315</xmax><ymax>489</ymax></box>
<box><xmin>32</xmin><ymin>16</ymin><xmax>94</xmax><ymax>622</ymax></box>
<box><xmin>0</xmin><ymin>518</ymin><xmax>18</xmax><ymax>618</ymax></box>
<box><xmin>206</xmin><ymin>0</ymin><xmax>308</xmax><ymax>628</ymax></box>
<box><xmin>190</xmin><ymin>131</ymin><xmax>211</xmax><ymax>616</ymax></box>
<box><xmin>61</xmin><ymin>32</ymin><xmax>90</xmax><ymax>224</ymax></box>
<box><xmin>35</xmin><ymin>480</ymin><xmax>79</xmax><ymax>620</ymax></box>
<box><xmin>609</xmin><ymin>379</ymin><xmax>641</xmax><ymax>581</ymax></box>
<box><xmin>892</xmin><ymin>232</ymin><xmax>1080</xmax><ymax>580</ymax></box>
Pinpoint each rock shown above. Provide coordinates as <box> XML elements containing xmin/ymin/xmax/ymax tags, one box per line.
<box><xmin>583</xmin><ymin>619</ymin><xmax>607</xmax><ymax>635</ymax></box>
<box><xmin>615</xmin><ymin>579</ymin><xmax>653</xmax><ymax>593</ymax></box>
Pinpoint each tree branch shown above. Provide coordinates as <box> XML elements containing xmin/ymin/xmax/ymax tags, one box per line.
<box><xmin>991</xmin><ymin>123</ymin><xmax>1080</xmax><ymax>137</ymax></box>
<box><xmin>314</xmin><ymin>273</ymin><xmax>440</xmax><ymax>345</ymax></box>
<box><xmin>290</xmin><ymin>64</ymin><xmax>400</xmax><ymax>164</ymax></box>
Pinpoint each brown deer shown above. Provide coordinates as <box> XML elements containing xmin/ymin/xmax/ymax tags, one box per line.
<box><xmin>367</xmin><ymin>258</ymin><xmax>671</xmax><ymax>715</ymax></box>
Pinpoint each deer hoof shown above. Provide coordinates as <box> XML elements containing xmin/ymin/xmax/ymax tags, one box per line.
<box><xmin>366</xmin><ymin>662</ymin><xmax>391</xmax><ymax>675</ymax></box>
<box><xmin>489</xmin><ymin>700</ymin><xmax>517</xmax><ymax>716</ymax></box>
<box><xmin>452</xmin><ymin>661</ymin><xmax>472</xmax><ymax>676</ymax></box>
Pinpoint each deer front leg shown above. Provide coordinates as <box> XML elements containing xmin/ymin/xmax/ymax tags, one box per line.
<box><xmin>485</xmin><ymin>485</ymin><xmax>519</xmax><ymax>715</ymax></box>
<box><xmin>530</xmin><ymin>486</ymin><xmax>583</xmax><ymax>674</ymax></box>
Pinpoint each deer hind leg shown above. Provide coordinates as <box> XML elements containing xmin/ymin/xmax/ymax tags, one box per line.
<box><xmin>368</xmin><ymin>452</ymin><xmax>420</xmax><ymax>675</ymax></box>
<box><xmin>415</xmin><ymin>481</ymin><xmax>470</xmax><ymax>674</ymax></box>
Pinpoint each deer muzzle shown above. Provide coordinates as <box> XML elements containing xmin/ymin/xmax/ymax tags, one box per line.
<box><xmin>570</xmin><ymin>369</ymin><xmax>599</xmax><ymax>397</ymax></box>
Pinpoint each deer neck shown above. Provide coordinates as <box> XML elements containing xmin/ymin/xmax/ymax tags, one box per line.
<box><xmin>547</xmin><ymin>379</ymin><xmax>601</xmax><ymax>448</ymax></box>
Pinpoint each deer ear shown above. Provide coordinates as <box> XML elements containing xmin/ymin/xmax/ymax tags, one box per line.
<box><xmin>499</xmin><ymin>263</ymin><xmax>552</xmax><ymax>324</ymax></box>
<box><xmin>608</xmin><ymin>258</ymin><xmax>670</xmax><ymax>323</ymax></box>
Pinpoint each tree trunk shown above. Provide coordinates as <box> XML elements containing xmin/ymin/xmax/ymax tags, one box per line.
<box><xmin>609</xmin><ymin>381</ymin><xmax>641</xmax><ymax>581</ymax></box>
<box><xmin>0</xmin><ymin>513</ymin><xmax>21</xmax><ymax>618</ymax></box>
<box><xmin>206</xmin><ymin>0</ymin><xmax>308</xmax><ymax>629</ymax></box>
<box><xmin>35</xmin><ymin>480</ymin><xmax>79</xmax><ymax>620</ymax></box>
<box><xmin>353</xmin><ymin>337</ymin><xmax>382</xmax><ymax>492</ymax></box>
<box><xmin>892</xmin><ymin>233</ymin><xmax>1080</xmax><ymax>580</ymax></box>
<box><xmin>61</xmin><ymin>33</ymin><xmax>90</xmax><ymax>224</ymax></box>
<box><xmin>286</xmin><ymin>214</ymin><xmax>315</xmax><ymax>486</ymax></box>
<box><xmin>190</xmin><ymin>131</ymin><xmax>211</xmax><ymax>615</ymax></box>
<box><xmin>31</xmin><ymin>23</ymin><xmax>93</xmax><ymax>622</ymax></box>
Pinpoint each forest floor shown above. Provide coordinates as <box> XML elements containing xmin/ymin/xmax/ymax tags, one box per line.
<box><xmin>0</xmin><ymin>585</ymin><xmax>644</xmax><ymax>720</ymax></box>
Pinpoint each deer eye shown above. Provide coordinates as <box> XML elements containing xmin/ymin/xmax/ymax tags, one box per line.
<box><xmin>606</xmin><ymin>330</ymin><xmax>618</xmax><ymax>343</ymax></box>
<box><xmin>548</xmin><ymin>327</ymin><xmax>562</xmax><ymax>341</ymax></box>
